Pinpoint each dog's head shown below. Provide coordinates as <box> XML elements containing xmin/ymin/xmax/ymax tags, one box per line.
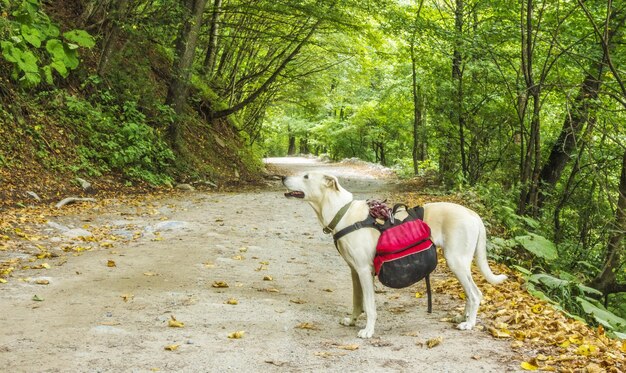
<box><xmin>283</xmin><ymin>172</ymin><xmax>341</xmax><ymax>202</ymax></box>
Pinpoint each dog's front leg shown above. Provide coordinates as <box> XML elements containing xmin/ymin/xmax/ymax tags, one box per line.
<box><xmin>355</xmin><ymin>268</ymin><xmax>376</xmax><ymax>338</ymax></box>
<box><xmin>340</xmin><ymin>268</ymin><xmax>363</xmax><ymax>327</ymax></box>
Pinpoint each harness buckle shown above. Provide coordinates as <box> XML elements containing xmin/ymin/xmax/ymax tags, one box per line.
<box><xmin>322</xmin><ymin>227</ymin><xmax>332</xmax><ymax>234</ymax></box>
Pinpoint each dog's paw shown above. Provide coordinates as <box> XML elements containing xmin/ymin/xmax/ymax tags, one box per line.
<box><xmin>357</xmin><ymin>328</ymin><xmax>374</xmax><ymax>339</ymax></box>
<box><xmin>456</xmin><ymin>321</ymin><xmax>475</xmax><ymax>330</ymax></box>
<box><xmin>340</xmin><ymin>317</ymin><xmax>355</xmax><ymax>327</ymax></box>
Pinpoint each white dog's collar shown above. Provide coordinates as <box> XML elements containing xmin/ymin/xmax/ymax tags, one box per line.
<box><xmin>322</xmin><ymin>201</ymin><xmax>353</xmax><ymax>234</ymax></box>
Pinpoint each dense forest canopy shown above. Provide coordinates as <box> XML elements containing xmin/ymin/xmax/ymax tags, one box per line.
<box><xmin>1</xmin><ymin>0</ymin><xmax>625</xmax><ymax>336</ymax></box>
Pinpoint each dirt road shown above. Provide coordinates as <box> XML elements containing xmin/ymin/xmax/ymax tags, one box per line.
<box><xmin>0</xmin><ymin>157</ymin><xmax>520</xmax><ymax>372</ymax></box>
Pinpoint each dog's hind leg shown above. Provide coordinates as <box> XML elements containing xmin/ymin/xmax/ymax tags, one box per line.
<box><xmin>455</xmin><ymin>271</ymin><xmax>482</xmax><ymax>330</ymax></box>
<box><xmin>355</xmin><ymin>267</ymin><xmax>377</xmax><ymax>338</ymax></box>
<box><xmin>340</xmin><ymin>268</ymin><xmax>363</xmax><ymax>327</ymax></box>
<box><xmin>445</xmin><ymin>252</ymin><xmax>483</xmax><ymax>330</ymax></box>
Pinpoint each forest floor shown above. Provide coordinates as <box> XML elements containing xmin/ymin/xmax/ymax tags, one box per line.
<box><xmin>0</xmin><ymin>157</ymin><xmax>598</xmax><ymax>372</ymax></box>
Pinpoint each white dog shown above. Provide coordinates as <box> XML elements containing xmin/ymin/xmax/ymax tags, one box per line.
<box><xmin>283</xmin><ymin>171</ymin><xmax>507</xmax><ymax>338</ymax></box>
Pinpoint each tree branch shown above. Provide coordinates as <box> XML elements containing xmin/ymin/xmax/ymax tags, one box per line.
<box><xmin>211</xmin><ymin>18</ymin><xmax>322</xmax><ymax>119</ymax></box>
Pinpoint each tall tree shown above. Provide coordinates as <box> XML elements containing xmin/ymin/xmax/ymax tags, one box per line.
<box><xmin>202</xmin><ymin>0</ymin><xmax>222</xmax><ymax>76</ymax></box>
<box><xmin>578</xmin><ymin>0</ymin><xmax>626</xmax><ymax>296</ymax></box>
<box><xmin>96</xmin><ymin>0</ymin><xmax>131</xmax><ymax>76</ymax></box>
<box><xmin>410</xmin><ymin>0</ymin><xmax>425</xmax><ymax>175</ymax></box>
<box><xmin>166</xmin><ymin>0</ymin><xmax>208</xmax><ymax>147</ymax></box>
<box><xmin>451</xmin><ymin>0</ymin><xmax>467</xmax><ymax>182</ymax></box>
<box><xmin>538</xmin><ymin>9</ymin><xmax>626</xmax><ymax>207</ymax></box>
<box><xmin>517</xmin><ymin>0</ymin><xmax>564</xmax><ymax>216</ymax></box>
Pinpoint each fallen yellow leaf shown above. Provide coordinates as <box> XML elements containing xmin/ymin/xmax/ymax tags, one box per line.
<box><xmin>35</xmin><ymin>279</ymin><xmax>49</xmax><ymax>285</ymax></box>
<box><xmin>489</xmin><ymin>327</ymin><xmax>511</xmax><ymax>338</ymax></box>
<box><xmin>228</xmin><ymin>331</ymin><xmax>245</xmax><ymax>339</ymax></box>
<box><xmin>520</xmin><ymin>361</ymin><xmax>538</xmax><ymax>371</ymax></box>
<box><xmin>143</xmin><ymin>271</ymin><xmax>158</xmax><ymax>276</ymax></box>
<box><xmin>296</xmin><ymin>322</ymin><xmax>320</xmax><ymax>330</ymax></box>
<box><xmin>225</xmin><ymin>298</ymin><xmax>238</xmax><ymax>305</ymax></box>
<box><xmin>531</xmin><ymin>304</ymin><xmax>544</xmax><ymax>314</ymax></box>
<box><xmin>575</xmin><ymin>344</ymin><xmax>597</xmax><ymax>356</ymax></box>
<box><xmin>0</xmin><ymin>278</ymin><xmax>7</xmax><ymax>284</ymax></box>
<box><xmin>107</xmin><ymin>260</ymin><xmax>116</xmax><ymax>267</ymax></box>
<box><xmin>568</xmin><ymin>336</ymin><xmax>583</xmax><ymax>345</ymax></box>
<box><xmin>415</xmin><ymin>292</ymin><xmax>423</xmax><ymax>298</ymax></box>
<box><xmin>168</xmin><ymin>315</ymin><xmax>185</xmax><ymax>328</ymax></box>
<box><xmin>121</xmin><ymin>294</ymin><xmax>134</xmax><ymax>302</ymax></box>
<box><xmin>164</xmin><ymin>344</ymin><xmax>179</xmax><ymax>351</ymax></box>
<box><xmin>426</xmin><ymin>337</ymin><xmax>443</xmax><ymax>348</ymax></box>
<box><xmin>263</xmin><ymin>275</ymin><xmax>273</xmax><ymax>281</ymax></box>
<box><xmin>212</xmin><ymin>281</ymin><xmax>229</xmax><ymax>288</ymax></box>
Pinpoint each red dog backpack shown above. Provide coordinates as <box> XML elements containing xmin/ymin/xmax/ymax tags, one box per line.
<box><xmin>374</xmin><ymin>216</ymin><xmax>437</xmax><ymax>289</ymax></box>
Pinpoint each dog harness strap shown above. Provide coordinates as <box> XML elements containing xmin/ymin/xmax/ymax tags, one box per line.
<box><xmin>332</xmin><ymin>216</ymin><xmax>378</xmax><ymax>244</ymax></box>
<box><xmin>323</xmin><ymin>201</ymin><xmax>354</xmax><ymax>234</ymax></box>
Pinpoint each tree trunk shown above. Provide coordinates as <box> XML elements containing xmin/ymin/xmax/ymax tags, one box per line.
<box><xmin>538</xmin><ymin>11</ymin><xmax>625</xmax><ymax>206</ymax></box>
<box><xmin>203</xmin><ymin>0</ymin><xmax>222</xmax><ymax>76</ymax></box>
<box><xmin>578</xmin><ymin>0</ymin><xmax>626</xmax><ymax>295</ymax></box>
<box><xmin>166</xmin><ymin>0</ymin><xmax>208</xmax><ymax>147</ymax></box>
<box><xmin>410</xmin><ymin>0</ymin><xmax>425</xmax><ymax>175</ymax></box>
<box><xmin>287</xmin><ymin>135</ymin><xmax>296</xmax><ymax>156</ymax></box>
<box><xmin>97</xmin><ymin>0</ymin><xmax>130</xmax><ymax>76</ymax></box>
<box><xmin>299</xmin><ymin>136</ymin><xmax>309</xmax><ymax>154</ymax></box>
<box><xmin>590</xmin><ymin>150</ymin><xmax>626</xmax><ymax>295</ymax></box>
<box><xmin>452</xmin><ymin>0</ymin><xmax>467</xmax><ymax>182</ymax></box>
<box><xmin>518</xmin><ymin>0</ymin><xmax>542</xmax><ymax>217</ymax></box>
<box><xmin>410</xmin><ymin>39</ymin><xmax>424</xmax><ymax>175</ymax></box>
<box><xmin>539</xmin><ymin>70</ymin><xmax>603</xmax><ymax>189</ymax></box>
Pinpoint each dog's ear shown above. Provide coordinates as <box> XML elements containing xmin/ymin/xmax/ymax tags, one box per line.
<box><xmin>323</xmin><ymin>175</ymin><xmax>339</xmax><ymax>191</ymax></box>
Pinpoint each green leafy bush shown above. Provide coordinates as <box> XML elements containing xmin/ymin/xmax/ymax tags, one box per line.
<box><xmin>0</xmin><ymin>0</ymin><xmax>94</xmax><ymax>86</ymax></box>
<box><xmin>522</xmin><ymin>271</ymin><xmax>626</xmax><ymax>338</ymax></box>
<box><xmin>514</xmin><ymin>233</ymin><xmax>558</xmax><ymax>260</ymax></box>
<box><xmin>63</xmin><ymin>93</ymin><xmax>174</xmax><ymax>184</ymax></box>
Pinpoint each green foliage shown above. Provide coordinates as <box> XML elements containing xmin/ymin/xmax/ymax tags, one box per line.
<box><xmin>0</xmin><ymin>0</ymin><xmax>94</xmax><ymax>86</ymax></box>
<box><xmin>522</xmin><ymin>271</ymin><xmax>626</xmax><ymax>337</ymax></box>
<box><xmin>394</xmin><ymin>158</ymin><xmax>438</xmax><ymax>179</ymax></box>
<box><xmin>514</xmin><ymin>233</ymin><xmax>558</xmax><ymax>260</ymax></box>
<box><xmin>62</xmin><ymin>93</ymin><xmax>174</xmax><ymax>185</ymax></box>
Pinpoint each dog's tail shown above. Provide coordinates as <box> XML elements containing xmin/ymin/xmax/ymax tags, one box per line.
<box><xmin>475</xmin><ymin>219</ymin><xmax>508</xmax><ymax>285</ymax></box>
